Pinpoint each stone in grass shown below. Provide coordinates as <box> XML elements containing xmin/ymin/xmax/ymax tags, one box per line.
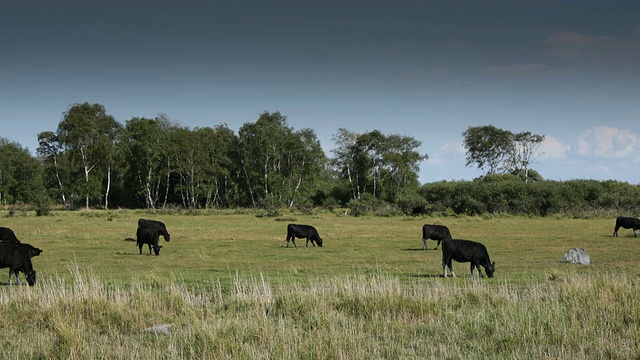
<box><xmin>563</xmin><ymin>248</ymin><xmax>591</xmax><ymax>265</ymax></box>
<box><xmin>143</xmin><ymin>324</ymin><xmax>172</xmax><ymax>335</ymax></box>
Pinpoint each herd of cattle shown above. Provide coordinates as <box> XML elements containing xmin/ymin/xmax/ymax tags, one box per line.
<box><xmin>0</xmin><ymin>215</ymin><xmax>638</xmax><ymax>286</ymax></box>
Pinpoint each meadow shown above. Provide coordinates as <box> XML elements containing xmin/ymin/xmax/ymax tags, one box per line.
<box><xmin>0</xmin><ymin>209</ymin><xmax>639</xmax><ymax>359</ymax></box>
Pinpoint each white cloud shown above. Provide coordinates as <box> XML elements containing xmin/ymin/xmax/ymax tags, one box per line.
<box><xmin>539</xmin><ymin>136</ymin><xmax>570</xmax><ymax>160</ymax></box>
<box><xmin>427</xmin><ymin>141</ymin><xmax>465</xmax><ymax>166</ymax></box>
<box><xmin>576</xmin><ymin>126</ymin><xmax>639</xmax><ymax>159</ymax></box>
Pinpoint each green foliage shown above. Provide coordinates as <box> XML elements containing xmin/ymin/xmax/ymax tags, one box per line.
<box><xmin>2</xmin><ymin>104</ymin><xmax>637</xmax><ymax>219</ymax></box>
<box><xmin>330</xmin><ymin>128</ymin><xmax>427</xmax><ymax>204</ymax></box>
<box><xmin>0</xmin><ymin>140</ymin><xmax>45</xmax><ymax>205</ymax></box>
<box><xmin>237</xmin><ymin>112</ymin><xmax>326</xmax><ymax>209</ymax></box>
<box><xmin>421</xmin><ymin>175</ymin><xmax>640</xmax><ymax>217</ymax></box>
<box><xmin>394</xmin><ymin>188</ymin><xmax>425</xmax><ymax>215</ymax></box>
<box><xmin>35</xmin><ymin>195</ymin><xmax>52</xmax><ymax>216</ymax></box>
<box><xmin>463</xmin><ymin>125</ymin><xmax>544</xmax><ymax>178</ymax></box>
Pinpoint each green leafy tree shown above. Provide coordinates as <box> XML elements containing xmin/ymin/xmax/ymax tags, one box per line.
<box><xmin>330</xmin><ymin>128</ymin><xmax>360</xmax><ymax>199</ymax></box>
<box><xmin>507</xmin><ymin>131</ymin><xmax>545</xmax><ymax>183</ymax></box>
<box><xmin>462</xmin><ymin>125</ymin><xmax>514</xmax><ymax>175</ymax></box>
<box><xmin>284</xmin><ymin>128</ymin><xmax>326</xmax><ymax>209</ymax></box>
<box><xmin>379</xmin><ymin>133</ymin><xmax>427</xmax><ymax>202</ymax></box>
<box><xmin>463</xmin><ymin>125</ymin><xmax>544</xmax><ymax>179</ymax></box>
<box><xmin>331</xmin><ymin>129</ymin><xmax>427</xmax><ymax>202</ymax></box>
<box><xmin>237</xmin><ymin>112</ymin><xmax>325</xmax><ymax>208</ymax></box>
<box><xmin>57</xmin><ymin>103</ymin><xmax>119</xmax><ymax>209</ymax></box>
<box><xmin>37</xmin><ymin>131</ymin><xmax>71</xmax><ymax>208</ymax></box>
<box><xmin>97</xmin><ymin>115</ymin><xmax>124</xmax><ymax>209</ymax></box>
<box><xmin>123</xmin><ymin>116</ymin><xmax>173</xmax><ymax>209</ymax></box>
<box><xmin>0</xmin><ymin>139</ymin><xmax>45</xmax><ymax>205</ymax></box>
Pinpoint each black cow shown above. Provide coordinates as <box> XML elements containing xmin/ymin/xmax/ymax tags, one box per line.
<box><xmin>412</xmin><ymin>206</ymin><xmax>427</xmax><ymax>216</ymax></box>
<box><xmin>442</xmin><ymin>239</ymin><xmax>495</xmax><ymax>278</ymax></box>
<box><xmin>422</xmin><ymin>224</ymin><xmax>452</xmax><ymax>250</ymax></box>
<box><xmin>0</xmin><ymin>228</ymin><xmax>42</xmax><ymax>284</ymax></box>
<box><xmin>0</xmin><ymin>227</ymin><xmax>20</xmax><ymax>243</ymax></box>
<box><xmin>613</xmin><ymin>216</ymin><xmax>640</xmax><ymax>237</ymax></box>
<box><xmin>286</xmin><ymin>224</ymin><xmax>323</xmax><ymax>248</ymax></box>
<box><xmin>137</xmin><ymin>224</ymin><xmax>162</xmax><ymax>255</ymax></box>
<box><xmin>0</xmin><ymin>244</ymin><xmax>36</xmax><ymax>286</ymax></box>
<box><xmin>138</xmin><ymin>219</ymin><xmax>171</xmax><ymax>242</ymax></box>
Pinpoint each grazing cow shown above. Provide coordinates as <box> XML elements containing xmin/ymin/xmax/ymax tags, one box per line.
<box><xmin>286</xmin><ymin>224</ymin><xmax>323</xmax><ymax>248</ymax></box>
<box><xmin>137</xmin><ymin>224</ymin><xmax>162</xmax><ymax>255</ymax></box>
<box><xmin>0</xmin><ymin>243</ymin><xmax>41</xmax><ymax>284</ymax></box>
<box><xmin>9</xmin><ymin>243</ymin><xmax>42</xmax><ymax>258</ymax></box>
<box><xmin>0</xmin><ymin>227</ymin><xmax>20</xmax><ymax>243</ymax></box>
<box><xmin>422</xmin><ymin>224</ymin><xmax>452</xmax><ymax>250</ymax></box>
<box><xmin>412</xmin><ymin>206</ymin><xmax>427</xmax><ymax>216</ymax></box>
<box><xmin>0</xmin><ymin>244</ymin><xmax>36</xmax><ymax>286</ymax></box>
<box><xmin>613</xmin><ymin>216</ymin><xmax>640</xmax><ymax>237</ymax></box>
<box><xmin>138</xmin><ymin>219</ymin><xmax>171</xmax><ymax>242</ymax></box>
<box><xmin>442</xmin><ymin>239</ymin><xmax>495</xmax><ymax>278</ymax></box>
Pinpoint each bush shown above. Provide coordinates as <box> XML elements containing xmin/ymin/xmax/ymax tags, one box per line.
<box><xmin>35</xmin><ymin>196</ymin><xmax>52</xmax><ymax>216</ymax></box>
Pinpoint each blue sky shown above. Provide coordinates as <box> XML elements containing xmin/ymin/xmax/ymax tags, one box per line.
<box><xmin>2</xmin><ymin>0</ymin><xmax>639</xmax><ymax>184</ymax></box>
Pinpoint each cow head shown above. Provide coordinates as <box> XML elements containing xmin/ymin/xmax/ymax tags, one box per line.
<box><xmin>26</xmin><ymin>270</ymin><xmax>36</xmax><ymax>286</ymax></box>
<box><xmin>153</xmin><ymin>245</ymin><xmax>163</xmax><ymax>256</ymax></box>
<box><xmin>484</xmin><ymin>262</ymin><xmax>495</xmax><ymax>278</ymax></box>
<box><xmin>315</xmin><ymin>237</ymin><xmax>323</xmax><ymax>247</ymax></box>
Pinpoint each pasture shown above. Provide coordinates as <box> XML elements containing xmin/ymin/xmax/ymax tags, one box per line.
<box><xmin>1</xmin><ymin>209</ymin><xmax>639</xmax><ymax>358</ymax></box>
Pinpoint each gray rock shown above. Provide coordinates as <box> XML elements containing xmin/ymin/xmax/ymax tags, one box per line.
<box><xmin>563</xmin><ymin>247</ymin><xmax>591</xmax><ymax>265</ymax></box>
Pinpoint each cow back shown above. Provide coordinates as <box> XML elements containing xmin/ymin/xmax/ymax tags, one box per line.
<box><xmin>0</xmin><ymin>242</ymin><xmax>42</xmax><ymax>257</ymax></box>
<box><xmin>287</xmin><ymin>224</ymin><xmax>323</xmax><ymax>245</ymax></box>
<box><xmin>137</xmin><ymin>225</ymin><xmax>160</xmax><ymax>244</ymax></box>
<box><xmin>0</xmin><ymin>244</ymin><xmax>34</xmax><ymax>271</ymax></box>
<box><xmin>443</xmin><ymin>239</ymin><xmax>491</xmax><ymax>263</ymax></box>
<box><xmin>0</xmin><ymin>227</ymin><xmax>20</xmax><ymax>243</ymax></box>
<box><xmin>616</xmin><ymin>216</ymin><xmax>640</xmax><ymax>228</ymax></box>
<box><xmin>422</xmin><ymin>224</ymin><xmax>452</xmax><ymax>240</ymax></box>
<box><xmin>139</xmin><ymin>219</ymin><xmax>171</xmax><ymax>241</ymax></box>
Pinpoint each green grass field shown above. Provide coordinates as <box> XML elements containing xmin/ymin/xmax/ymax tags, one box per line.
<box><xmin>1</xmin><ymin>209</ymin><xmax>639</xmax><ymax>358</ymax></box>
<box><xmin>5</xmin><ymin>209</ymin><xmax>637</xmax><ymax>286</ymax></box>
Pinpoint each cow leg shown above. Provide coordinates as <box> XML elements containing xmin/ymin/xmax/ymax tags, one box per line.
<box><xmin>9</xmin><ymin>270</ymin><xmax>20</xmax><ymax>285</ymax></box>
<box><xmin>470</xmin><ymin>264</ymin><xmax>484</xmax><ymax>278</ymax></box>
<box><xmin>434</xmin><ymin>239</ymin><xmax>441</xmax><ymax>250</ymax></box>
<box><xmin>443</xmin><ymin>259</ymin><xmax>455</xmax><ymax>278</ymax></box>
<box><xmin>422</xmin><ymin>238</ymin><xmax>427</xmax><ymax>250</ymax></box>
<box><xmin>613</xmin><ymin>226</ymin><xmax>619</xmax><ymax>237</ymax></box>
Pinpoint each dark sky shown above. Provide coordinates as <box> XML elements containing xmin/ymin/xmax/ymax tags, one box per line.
<box><xmin>2</xmin><ymin>0</ymin><xmax>639</xmax><ymax>183</ymax></box>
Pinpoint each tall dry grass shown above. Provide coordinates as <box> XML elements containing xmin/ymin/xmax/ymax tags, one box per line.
<box><xmin>0</xmin><ymin>265</ymin><xmax>638</xmax><ymax>359</ymax></box>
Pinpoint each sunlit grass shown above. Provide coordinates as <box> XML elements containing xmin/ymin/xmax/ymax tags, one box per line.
<box><xmin>0</xmin><ymin>209</ymin><xmax>639</xmax><ymax>358</ymax></box>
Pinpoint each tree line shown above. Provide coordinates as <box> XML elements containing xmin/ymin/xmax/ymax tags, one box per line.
<box><xmin>1</xmin><ymin>102</ymin><xmax>637</xmax><ymax>216</ymax></box>
<box><xmin>0</xmin><ymin>103</ymin><xmax>427</xmax><ymax>212</ymax></box>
